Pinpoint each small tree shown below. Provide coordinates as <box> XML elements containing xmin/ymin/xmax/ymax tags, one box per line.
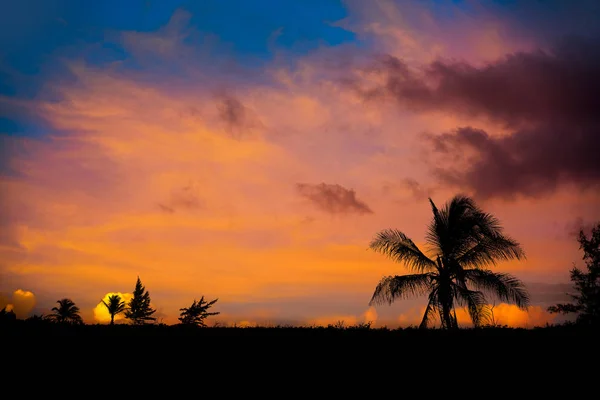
<box><xmin>102</xmin><ymin>294</ymin><xmax>126</xmax><ymax>325</ymax></box>
<box><xmin>548</xmin><ymin>222</ymin><xmax>600</xmax><ymax>325</ymax></box>
<box><xmin>124</xmin><ymin>277</ymin><xmax>157</xmax><ymax>325</ymax></box>
<box><xmin>178</xmin><ymin>296</ymin><xmax>220</xmax><ymax>327</ymax></box>
<box><xmin>0</xmin><ymin>306</ymin><xmax>17</xmax><ymax>324</ymax></box>
<box><xmin>45</xmin><ymin>298</ymin><xmax>84</xmax><ymax>325</ymax></box>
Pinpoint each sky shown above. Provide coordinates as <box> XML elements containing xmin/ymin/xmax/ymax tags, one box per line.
<box><xmin>1</xmin><ymin>0</ymin><xmax>599</xmax><ymax>327</ymax></box>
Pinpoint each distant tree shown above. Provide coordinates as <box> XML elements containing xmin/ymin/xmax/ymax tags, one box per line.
<box><xmin>0</xmin><ymin>306</ymin><xmax>17</xmax><ymax>323</ymax></box>
<box><xmin>102</xmin><ymin>294</ymin><xmax>126</xmax><ymax>325</ymax></box>
<box><xmin>548</xmin><ymin>222</ymin><xmax>600</xmax><ymax>325</ymax></box>
<box><xmin>45</xmin><ymin>298</ymin><xmax>84</xmax><ymax>325</ymax></box>
<box><xmin>124</xmin><ymin>277</ymin><xmax>156</xmax><ymax>325</ymax></box>
<box><xmin>369</xmin><ymin>194</ymin><xmax>529</xmax><ymax>329</ymax></box>
<box><xmin>26</xmin><ymin>314</ymin><xmax>46</xmax><ymax>323</ymax></box>
<box><xmin>178</xmin><ymin>296</ymin><xmax>220</xmax><ymax>327</ymax></box>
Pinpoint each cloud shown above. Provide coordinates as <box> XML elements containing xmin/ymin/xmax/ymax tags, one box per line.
<box><xmin>352</xmin><ymin>36</ymin><xmax>600</xmax><ymax>198</ymax></box>
<box><xmin>340</xmin><ymin>0</ymin><xmax>536</xmax><ymax>65</ymax></box>
<box><xmin>218</xmin><ymin>96</ymin><xmax>246</xmax><ymax>128</ymax></box>
<box><xmin>0</xmin><ymin>293</ymin><xmax>12</xmax><ymax>315</ymax></box>
<box><xmin>120</xmin><ymin>9</ymin><xmax>192</xmax><ymax>58</ymax></box>
<box><xmin>296</xmin><ymin>183</ymin><xmax>373</xmax><ymax>215</ymax></box>
<box><xmin>565</xmin><ymin>217</ymin><xmax>598</xmax><ymax>239</ymax></box>
<box><xmin>398</xmin><ymin>178</ymin><xmax>435</xmax><ymax>201</ymax></box>
<box><xmin>363</xmin><ymin>306</ymin><xmax>378</xmax><ymax>325</ymax></box>
<box><xmin>216</xmin><ymin>95</ymin><xmax>263</xmax><ymax>139</ymax></box>
<box><xmin>526</xmin><ymin>282</ymin><xmax>573</xmax><ymax>306</ymax></box>
<box><xmin>397</xmin><ymin>306</ymin><xmax>427</xmax><ymax>327</ymax></box>
<box><xmin>307</xmin><ymin>315</ymin><xmax>359</xmax><ymax>327</ymax></box>
<box><xmin>424</xmin><ymin>125</ymin><xmax>600</xmax><ymax>199</ymax></box>
<box><xmin>158</xmin><ymin>181</ymin><xmax>204</xmax><ymax>213</ymax></box>
<box><xmin>0</xmin><ymin>289</ymin><xmax>36</xmax><ymax>318</ymax></box>
<box><xmin>396</xmin><ymin>302</ymin><xmax>557</xmax><ymax>328</ymax></box>
<box><xmin>455</xmin><ymin>303</ymin><xmax>557</xmax><ymax>328</ymax></box>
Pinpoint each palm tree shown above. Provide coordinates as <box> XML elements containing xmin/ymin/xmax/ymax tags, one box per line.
<box><xmin>369</xmin><ymin>194</ymin><xmax>529</xmax><ymax>329</ymax></box>
<box><xmin>102</xmin><ymin>294</ymin><xmax>126</xmax><ymax>325</ymax></box>
<box><xmin>45</xmin><ymin>298</ymin><xmax>84</xmax><ymax>325</ymax></box>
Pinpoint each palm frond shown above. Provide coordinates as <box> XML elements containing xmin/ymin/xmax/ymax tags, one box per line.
<box><xmin>425</xmin><ymin>198</ymin><xmax>448</xmax><ymax>256</ymax></box>
<box><xmin>419</xmin><ymin>289</ymin><xmax>439</xmax><ymax>329</ymax></box>
<box><xmin>428</xmin><ymin>194</ymin><xmax>514</xmax><ymax>260</ymax></box>
<box><xmin>465</xmin><ymin>269</ymin><xmax>530</xmax><ymax>309</ymax></box>
<box><xmin>370</xmin><ymin>229</ymin><xmax>436</xmax><ymax>272</ymax></box>
<box><xmin>457</xmin><ymin>233</ymin><xmax>525</xmax><ymax>269</ymax></box>
<box><xmin>369</xmin><ymin>273</ymin><xmax>434</xmax><ymax>306</ymax></box>
<box><xmin>452</xmin><ymin>283</ymin><xmax>488</xmax><ymax>327</ymax></box>
<box><xmin>426</xmin><ymin>195</ymin><xmax>485</xmax><ymax>258</ymax></box>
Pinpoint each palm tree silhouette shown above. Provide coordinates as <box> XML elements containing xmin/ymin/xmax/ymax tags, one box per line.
<box><xmin>102</xmin><ymin>294</ymin><xmax>126</xmax><ymax>325</ymax></box>
<box><xmin>369</xmin><ymin>194</ymin><xmax>529</xmax><ymax>329</ymax></box>
<box><xmin>45</xmin><ymin>298</ymin><xmax>84</xmax><ymax>325</ymax></box>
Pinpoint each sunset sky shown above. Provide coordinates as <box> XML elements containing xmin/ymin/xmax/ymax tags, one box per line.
<box><xmin>1</xmin><ymin>0</ymin><xmax>599</xmax><ymax>327</ymax></box>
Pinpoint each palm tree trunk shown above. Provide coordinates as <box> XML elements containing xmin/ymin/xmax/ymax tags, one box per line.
<box><xmin>441</xmin><ymin>302</ymin><xmax>454</xmax><ymax>329</ymax></box>
<box><xmin>438</xmin><ymin>271</ymin><xmax>455</xmax><ymax>329</ymax></box>
<box><xmin>110</xmin><ymin>314</ymin><xmax>114</xmax><ymax>325</ymax></box>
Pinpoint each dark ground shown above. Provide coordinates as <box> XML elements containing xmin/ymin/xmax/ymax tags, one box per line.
<box><xmin>3</xmin><ymin>320</ymin><xmax>596</xmax><ymax>394</ymax></box>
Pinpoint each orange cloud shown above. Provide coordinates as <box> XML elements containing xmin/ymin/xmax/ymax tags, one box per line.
<box><xmin>454</xmin><ymin>303</ymin><xmax>556</xmax><ymax>328</ymax></box>
<box><xmin>363</xmin><ymin>306</ymin><xmax>378</xmax><ymax>325</ymax></box>
<box><xmin>394</xmin><ymin>302</ymin><xmax>557</xmax><ymax>329</ymax></box>
<box><xmin>305</xmin><ymin>307</ymin><xmax>378</xmax><ymax>328</ymax></box>
<box><xmin>397</xmin><ymin>306</ymin><xmax>428</xmax><ymax>328</ymax></box>
<box><xmin>2</xmin><ymin>289</ymin><xmax>36</xmax><ymax>319</ymax></box>
<box><xmin>0</xmin><ymin>289</ymin><xmax>36</xmax><ymax>319</ymax></box>
<box><xmin>308</xmin><ymin>315</ymin><xmax>359</xmax><ymax>327</ymax></box>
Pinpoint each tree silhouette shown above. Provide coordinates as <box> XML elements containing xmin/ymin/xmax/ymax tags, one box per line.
<box><xmin>124</xmin><ymin>277</ymin><xmax>156</xmax><ymax>325</ymax></box>
<box><xmin>102</xmin><ymin>294</ymin><xmax>126</xmax><ymax>325</ymax></box>
<box><xmin>178</xmin><ymin>296</ymin><xmax>220</xmax><ymax>327</ymax></box>
<box><xmin>369</xmin><ymin>194</ymin><xmax>529</xmax><ymax>329</ymax></box>
<box><xmin>0</xmin><ymin>306</ymin><xmax>17</xmax><ymax>324</ymax></box>
<box><xmin>45</xmin><ymin>298</ymin><xmax>84</xmax><ymax>325</ymax></box>
<box><xmin>548</xmin><ymin>222</ymin><xmax>600</xmax><ymax>325</ymax></box>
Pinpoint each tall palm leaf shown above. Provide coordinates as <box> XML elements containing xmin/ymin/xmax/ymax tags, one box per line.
<box><xmin>102</xmin><ymin>294</ymin><xmax>126</xmax><ymax>325</ymax></box>
<box><xmin>45</xmin><ymin>298</ymin><xmax>84</xmax><ymax>325</ymax></box>
<box><xmin>369</xmin><ymin>194</ymin><xmax>529</xmax><ymax>329</ymax></box>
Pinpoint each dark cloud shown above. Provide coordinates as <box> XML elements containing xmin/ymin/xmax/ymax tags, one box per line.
<box><xmin>296</xmin><ymin>183</ymin><xmax>373</xmax><ymax>215</ymax></box>
<box><xmin>525</xmin><ymin>282</ymin><xmax>574</xmax><ymax>307</ymax></box>
<box><xmin>355</xmin><ymin>36</ymin><xmax>600</xmax><ymax>199</ymax></box>
<box><xmin>216</xmin><ymin>95</ymin><xmax>262</xmax><ymax>139</ymax></box>
<box><xmin>157</xmin><ymin>203</ymin><xmax>175</xmax><ymax>214</ymax></box>
<box><xmin>218</xmin><ymin>96</ymin><xmax>246</xmax><ymax>128</ymax></box>
<box><xmin>486</xmin><ymin>0</ymin><xmax>600</xmax><ymax>45</ymax></box>
<box><xmin>565</xmin><ymin>217</ymin><xmax>598</xmax><ymax>240</ymax></box>
<box><xmin>425</xmin><ymin>125</ymin><xmax>600</xmax><ymax>199</ymax></box>
<box><xmin>361</xmin><ymin>36</ymin><xmax>600</xmax><ymax>126</ymax></box>
<box><xmin>400</xmin><ymin>178</ymin><xmax>434</xmax><ymax>201</ymax></box>
<box><xmin>381</xmin><ymin>178</ymin><xmax>436</xmax><ymax>202</ymax></box>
